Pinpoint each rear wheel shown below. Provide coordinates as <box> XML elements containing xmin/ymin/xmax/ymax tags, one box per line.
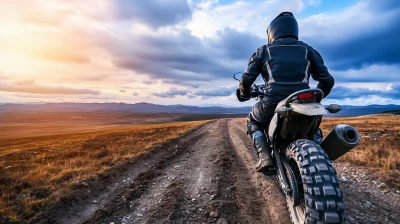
<box><xmin>285</xmin><ymin>139</ymin><xmax>345</xmax><ymax>224</ymax></box>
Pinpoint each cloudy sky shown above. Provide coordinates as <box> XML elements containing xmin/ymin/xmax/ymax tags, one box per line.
<box><xmin>0</xmin><ymin>0</ymin><xmax>399</xmax><ymax>106</ymax></box>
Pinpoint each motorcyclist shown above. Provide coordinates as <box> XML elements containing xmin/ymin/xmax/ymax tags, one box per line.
<box><xmin>236</xmin><ymin>12</ymin><xmax>334</xmax><ymax>172</ymax></box>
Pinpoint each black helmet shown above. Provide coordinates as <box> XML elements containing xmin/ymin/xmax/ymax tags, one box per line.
<box><xmin>267</xmin><ymin>12</ymin><xmax>299</xmax><ymax>43</ymax></box>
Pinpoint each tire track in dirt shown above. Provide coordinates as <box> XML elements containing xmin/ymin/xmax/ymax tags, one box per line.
<box><xmin>24</xmin><ymin>117</ymin><xmax>400</xmax><ymax>224</ymax></box>
<box><xmin>37</xmin><ymin>119</ymin><xmax>293</xmax><ymax>224</ymax></box>
<box><xmin>227</xmin><ymin>119</ymin><xmax>291</xmax><ymax>224</ymax></box>
<box><xmin>82</xmin><ymin>119</ymin><xmax>283</xmax><ymax>224</ymax></box>
<box><xmin>35</xmin><ymin>122</ymin><xmax>210</xmax><ymax>224</ymax></box>
<box><xmin>35</xmin><ymin>118</ymin><xmax>400</xmax><ymax>224</ymax></box>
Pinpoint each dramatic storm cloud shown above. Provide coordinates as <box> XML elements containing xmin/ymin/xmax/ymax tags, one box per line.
<box><xmin>0</xmin><ymin>0</ymin><xmax>399</xmax><ymax>105</ymax></box>
<box><xmin>107</xmin><ymin>28</ymin><xmax>264</xmax><ymax>85</ymax></box>
<box><xmin>301</xmin><ymin>0</ymin><xmax>400</xmax><ymax>70</ymax></box>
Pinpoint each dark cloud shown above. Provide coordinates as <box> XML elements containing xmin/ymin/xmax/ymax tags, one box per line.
<box><xmin>303</xmin><ymin>1</ymin><xmax>400</xmax><ymax>70</ymax></box>
<box><xmin>119</xmin><ymin>89</ymin><xmax>126</xmax><ymax>93</ymax></box>
<box><xmin>152</xmin><ymin>88</ymin><xmax>190</xmax><ymax>98</ymax></box>
<box><xmin>111</xmin><ymin>30</ymin><xmax>217</xmax><ymax>81</ymax></box>
<box><xmin>0</xmin><ymin>83</ymin><xmax>100</xmax><ymax>95</ymax></box>
<box><xmin>107</xmin><ymin>29</ymin><xmax>263</xmax><ymax>85</ymax></box>
<box><xmin>211</xmin><ymin>28</ymin><xmax>265</xmax><ymax>60</ymax></box>
<box><xmin>308</xmin><ymin>26</ymin><xmax>400</xmax><ymax>71</ymax></box>
<box><xmin>115</xmin><ymin>0</ymin><xmax>192</xmax><ymax>28</ymax></box>
<box><xmin>329</xmin><ymin>85</ymin><xmax>400</xmax><ymax>100</ymax></box>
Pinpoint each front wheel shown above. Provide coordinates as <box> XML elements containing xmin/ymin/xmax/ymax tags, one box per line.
<box><xmin>285</xmin><ymin>139</ymin><xmax>345</xmax><ymax>224</ymax></box>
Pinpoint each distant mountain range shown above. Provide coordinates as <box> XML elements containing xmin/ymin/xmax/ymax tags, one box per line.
<box><xmin>1</xmin><ymin>102</ymin><xmax>400</xmax><ymax>117</ymax></box>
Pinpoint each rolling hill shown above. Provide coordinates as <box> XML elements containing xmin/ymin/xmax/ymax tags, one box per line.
<box><xmin>1</xmin><ymin>102</ymin><xmax>400</xmax><ymax>116</ymax></box>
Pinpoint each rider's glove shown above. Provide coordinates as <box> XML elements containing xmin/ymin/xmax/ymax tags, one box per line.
<box><xmin>236</xmin><ymin>88</ymin><xmax>251</xmax><ymax>102</ymax></box>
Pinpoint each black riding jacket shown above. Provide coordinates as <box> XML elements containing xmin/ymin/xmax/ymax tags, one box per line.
<box><xmin>240</xmin><ymin>37</ymin><xmax>334</xmax><ymax>104</ymax></box>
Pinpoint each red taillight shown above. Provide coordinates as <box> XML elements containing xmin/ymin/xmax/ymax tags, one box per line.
<box><xmin>298</xmin><ymin>92</ymin><xmax>314</xmax><ymax>99</ymax></box>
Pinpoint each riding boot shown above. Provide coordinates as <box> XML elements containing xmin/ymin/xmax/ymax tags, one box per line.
<box><xmin>252</xmin><ymin>130</ymin><xmax>274</xmax><ymax>172</ymax></box>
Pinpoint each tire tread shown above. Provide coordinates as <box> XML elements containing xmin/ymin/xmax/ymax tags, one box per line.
<box><xmin>287</xmin><ymin>139</ymin><xmax>346</xmax><ymax>224</ymax></box>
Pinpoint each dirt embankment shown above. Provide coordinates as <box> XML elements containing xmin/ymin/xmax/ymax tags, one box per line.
<box><xmin>33</xmin><ymin>119</ymin><xmax>400</xmax><ymax>224</ymax></box>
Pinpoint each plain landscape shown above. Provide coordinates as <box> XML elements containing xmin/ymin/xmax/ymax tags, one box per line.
<box><xmin>0</xmin><ymin>107</ymin><xmax>399</xmax><ymax>223</ymax></box>
<box><xmin>2</xmin><ymin>1</ymin><xmax>400</xmax><ymax>224</ymax></box>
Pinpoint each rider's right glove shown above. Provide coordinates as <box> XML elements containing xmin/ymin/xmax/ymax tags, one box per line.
<box><xmin>236</xmin><ymin>88</ymin><xmax>251</xmax><ymax>102</ymax></box>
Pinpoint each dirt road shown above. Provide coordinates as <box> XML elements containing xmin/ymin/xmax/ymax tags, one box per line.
<box><xmin>36</xmin><ymin>119</ymin><xmax>400</xmax><ymax>224</ymax></box>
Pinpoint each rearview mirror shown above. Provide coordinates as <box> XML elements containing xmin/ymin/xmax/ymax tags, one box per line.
<box><xmin>233</xmin><ymin>72</ymin><xmax>243</xmax><ymax>81</ymax></box>
<box><xmin>326</xmin><ymin>104</ymin><xmax>341</xmax><ymax>113</ymax></box>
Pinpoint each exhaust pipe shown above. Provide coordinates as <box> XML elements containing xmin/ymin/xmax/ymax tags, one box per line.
<box><xmin>320</xmin><ymin>124</ymin><xmax>360</xmax><ymax>161</ymax></box>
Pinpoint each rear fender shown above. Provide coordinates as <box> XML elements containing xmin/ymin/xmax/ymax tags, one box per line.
<box><xmin>291</xmin><ymin>103</ymin><xmax>326</xmax><ymax>116</ymax></box>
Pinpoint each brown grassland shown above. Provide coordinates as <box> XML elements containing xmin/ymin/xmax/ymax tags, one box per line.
<box><xmin>0</xmin><ymin>113</ymin><xmax>399</xmax><ymax>222</ymax></box>
<box><xmin>320</xmin><ymin>115</ymin><xmax>400</xmax><ymax>189</ymax></box>
<box><xmin>0</xmin><ymin>119</ymin><xmax>208</xmax><ymax>221</ymax></box>
<box><xmin>0</xmin><ymin>111</ymin><xmax>186</xmax><ymax>139</ymax></box>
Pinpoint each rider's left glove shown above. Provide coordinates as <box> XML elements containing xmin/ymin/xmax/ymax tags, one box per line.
<box><xmin>236</xmin><ymin>88</ymin><xmax>251</xmax><ymax>102</ymax></box>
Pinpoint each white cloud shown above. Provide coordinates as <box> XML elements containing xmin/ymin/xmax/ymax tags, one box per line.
<box><xmin>331</xmin><ymin>64</ymin><xmax>400</xmax><ymax>83</ymax></box>
<box><xmin>386</xmin><ymin>83</ymin><xmax>393</xmax><ymax>91</ymax></box>
<box><xmin>187</xmin><ymin>0</ymin><xmax>305</xmax><ymax>38</ymax></box>
<box><xmin>325</xmin><ymin>95</ymin><xmax>400</xmax><ymax>106</ymax></box>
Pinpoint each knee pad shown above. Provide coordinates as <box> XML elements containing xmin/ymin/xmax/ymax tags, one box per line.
<box><xmin>247</xmin><ymin>113</ymin><xmax>264</xmax><ymax>135</ymax></box>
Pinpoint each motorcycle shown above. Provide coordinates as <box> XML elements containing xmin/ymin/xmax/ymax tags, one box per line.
<box><xmin>234</xmin><ymin>72</ymin><xmax>360</xmax><ymax>224</ymax></box>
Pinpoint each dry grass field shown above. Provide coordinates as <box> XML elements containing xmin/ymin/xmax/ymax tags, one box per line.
<box><xmin>0</xmin><ymin>119</ymin><xmax>208</xmax><ymax>221</ymax></box>
<box><xmin>1</xmin><ymin>112</ymin><xmax>398</xmax><ymax>222</ymax></box>
<box><xmin>0</xmin><ymin>111</ymin><xmax>185</xmax><ymax>139</ymax></box>
<box><xmin>0</xmin><ymin>111</ymin><xmax>245</xmax><ymax>140</ymax></box>
<box><xmin>320</xmin><ymin>115</ymin><xmax>400</xmax><ymax>188</ymax></box>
